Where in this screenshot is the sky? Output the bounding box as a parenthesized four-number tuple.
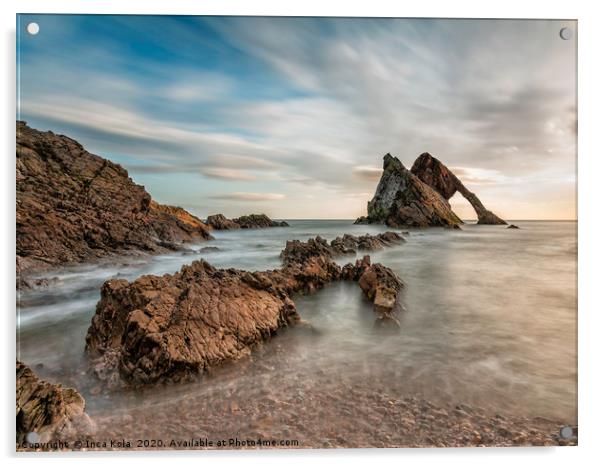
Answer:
(17, 16, 577, 220)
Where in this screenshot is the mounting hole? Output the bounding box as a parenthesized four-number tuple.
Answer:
(559, 27, 572, 40)
(560, 426, 573, 439)
(27, 22, 39, 35)
(26, 431, 40, 443)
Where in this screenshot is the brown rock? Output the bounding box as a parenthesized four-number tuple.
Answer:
(85, 234, 404, 385)
(206, 213, 289, 230)
(16, 121, 213, 274)
(356, 154, 463, 228)
(16, 361, 93, 445)
(206, 214, 240, 230)
(411, 152, 506, 225)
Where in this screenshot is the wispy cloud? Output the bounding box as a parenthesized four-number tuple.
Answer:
(200, 167, 257, 181)
(210, 192, 286, 201)
(17, 16, 577, 219)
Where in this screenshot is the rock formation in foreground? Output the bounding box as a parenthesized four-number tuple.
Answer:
(85, 233, 405, 385)
(206, 213, 289, 230)
(16, 361, 93, 445)
(16, 121, 213, 274)
(356, 154, 463, 228)
(356, 152, 506, 227)
(410, 153, 506, 225)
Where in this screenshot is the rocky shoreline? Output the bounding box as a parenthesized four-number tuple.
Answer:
(16, 123, 574, 450)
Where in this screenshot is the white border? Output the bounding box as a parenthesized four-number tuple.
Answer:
(2, 1, 601, 465)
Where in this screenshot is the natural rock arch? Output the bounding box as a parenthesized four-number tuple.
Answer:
(410, 152, 506, 225)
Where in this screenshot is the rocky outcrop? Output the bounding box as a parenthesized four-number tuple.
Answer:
(206, 214, 240, 230)
(206, 213, 289, 230)
(507, 224, 520, 229)
(342, 256, 405, 328)
(235, 214, 289, 228)
(16, 121, 213, 273)
(356, 154, 462, 228)
(330, 231, 405, 255)
(85, 260, 301, 385)
(410, 152, 506, 225)
(16, 361, 93, 445)
(85, 233, 405, 385)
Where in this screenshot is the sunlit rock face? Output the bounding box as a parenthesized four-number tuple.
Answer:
(16, 121, 213, 276)
(410, 152, 506, 225)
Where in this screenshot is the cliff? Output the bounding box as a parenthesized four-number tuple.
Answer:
(16, 121, 213, 273)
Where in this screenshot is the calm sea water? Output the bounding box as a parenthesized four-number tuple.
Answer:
(16, 220, 577, 424)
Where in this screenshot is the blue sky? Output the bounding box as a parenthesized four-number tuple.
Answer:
(17, 16, 576, 219)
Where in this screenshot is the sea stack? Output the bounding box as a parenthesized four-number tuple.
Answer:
(355, 154, 462, 228)
(356, 152, 506, 227)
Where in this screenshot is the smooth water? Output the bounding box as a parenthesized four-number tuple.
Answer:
(17, 220, 577, 428)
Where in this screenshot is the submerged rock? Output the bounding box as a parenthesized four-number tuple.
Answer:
(16, 121, 213, 274)
(206, 213, 289, 230)
(411, 152, 506, 225)
(16, 361, 93, 445)
(356, 154, 463, 228)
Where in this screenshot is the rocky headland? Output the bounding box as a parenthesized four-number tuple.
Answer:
(16, 121, 213, 280)
(206, 213, 289, 230)
(356, 153, 506, 227)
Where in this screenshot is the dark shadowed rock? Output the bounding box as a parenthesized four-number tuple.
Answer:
(206, 214, 240, 230)
(234, 214, 289, 228)
(16, 121, 213, 274)
(507, 224, 520, 229)
(330, 231, 405, 255)
(207, 213, 289, 230)
(16, 361, 93, 444)
(356, 154, 463, 228)
(411, 152, 506, 225)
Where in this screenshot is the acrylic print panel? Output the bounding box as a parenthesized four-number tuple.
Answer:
(15, 15, 577, 451)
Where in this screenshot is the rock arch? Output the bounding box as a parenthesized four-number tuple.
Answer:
(410, 152, 506, 225)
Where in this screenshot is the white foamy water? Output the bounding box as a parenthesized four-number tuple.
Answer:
(16, 220, 577, 424)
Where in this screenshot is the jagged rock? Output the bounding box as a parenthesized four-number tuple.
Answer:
(85, 260, 301, 385)
(206, 214, 240, 230)
(330, 232, 404, 255)
(86, 234, 404, 385)
(234, 214, 289, 229)
(358, 263, 405, 314)
(16, 361, 93, 445)
(341, 255, 405, 331)
(206, 213, 289, 230)
(411, 152, 506, 225)
(507, 224, 520, 229)
(16, 121, 213, 274)
(356, 154, 463, 228)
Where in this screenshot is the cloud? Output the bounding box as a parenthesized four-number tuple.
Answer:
(17, 16, 577, 219)
(209, 192, 286, 201)
(352, 165, 382, 181)
(200, 167, 257, 181)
